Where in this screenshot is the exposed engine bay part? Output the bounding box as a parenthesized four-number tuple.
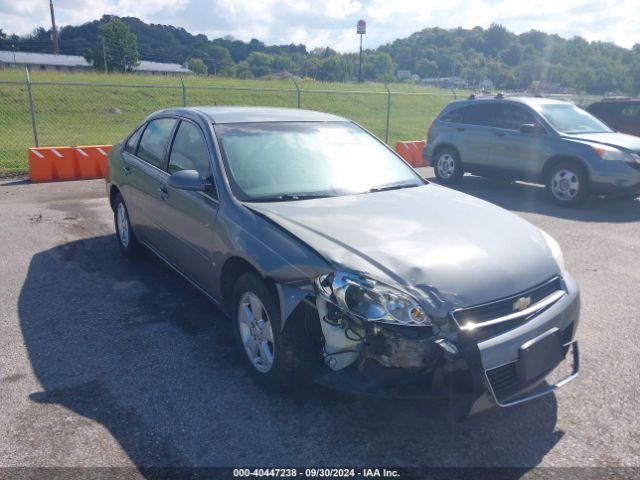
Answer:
(316, 297, 364, 370)
(364, 322, 445, 369)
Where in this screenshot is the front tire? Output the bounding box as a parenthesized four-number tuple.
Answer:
(546, 162, 588, 206)
(433, 147, 464, 184)
(113, 193, 140, 257)
(232, 273, 312, 390)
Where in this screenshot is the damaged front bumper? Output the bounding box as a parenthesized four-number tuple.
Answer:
(296, 272, 580, 415)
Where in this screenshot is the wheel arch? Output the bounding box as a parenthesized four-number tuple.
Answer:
(541, 155, 591, 185)
(109, 184, 121, 211)
(433, 143, 462, 163)
(220, 256, 278, 316)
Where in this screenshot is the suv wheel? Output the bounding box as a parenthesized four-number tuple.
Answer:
(232, 273, 313, 390)
(113, 193, 140, 256)
(546, 162, 588, 206)
(434, 148, 463, 184)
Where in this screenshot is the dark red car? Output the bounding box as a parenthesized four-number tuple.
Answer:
(587, 99, 640, 137)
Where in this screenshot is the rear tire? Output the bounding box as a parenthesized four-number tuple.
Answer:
(433, 147, 463, 184)
(113, 193, 140, 257)
(546, 162, 588, 206)
(232, 273, 314, 390)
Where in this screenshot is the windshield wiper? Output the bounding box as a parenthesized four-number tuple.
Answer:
(251, 192, 335, 202)
(367, 182, 421, 193)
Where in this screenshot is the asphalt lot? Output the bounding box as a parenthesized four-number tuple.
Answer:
(1, 170, 639, 475)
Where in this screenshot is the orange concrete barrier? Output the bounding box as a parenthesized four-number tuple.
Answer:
(395, 141, 426, 168)
(74, 145, 111, 178)
(28, 145, 111, 182)
(28, 147, 78, 182)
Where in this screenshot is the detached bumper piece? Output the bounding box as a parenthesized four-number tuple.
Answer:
(484, 340, 579, 407)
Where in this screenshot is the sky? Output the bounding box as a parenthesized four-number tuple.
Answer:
(1, 0, 638, 51)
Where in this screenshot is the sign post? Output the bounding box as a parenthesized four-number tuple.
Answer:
(357, 19, 366, 83)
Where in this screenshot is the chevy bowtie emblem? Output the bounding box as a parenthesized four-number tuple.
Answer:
(513, 296, 532, 312)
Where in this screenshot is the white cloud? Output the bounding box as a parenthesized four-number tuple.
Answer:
(1, 0, 638, 50)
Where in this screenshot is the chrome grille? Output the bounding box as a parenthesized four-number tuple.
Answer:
(453, 277, 563, 337)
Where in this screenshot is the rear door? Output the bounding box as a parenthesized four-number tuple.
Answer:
(160, 119, 222, 294)
(487, 103, 548, 179)
(123, 117, 177, 248)
(456, 103, 496, 169)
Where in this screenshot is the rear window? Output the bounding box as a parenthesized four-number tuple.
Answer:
(461, 104, 495, 127)
(440, 108, 463, 123)
(621, 104, 640, 118)
(137, 118, 177, 168)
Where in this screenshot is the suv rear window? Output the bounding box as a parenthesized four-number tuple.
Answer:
(440, 108, 463, 123)
(461, 104, 495, 126)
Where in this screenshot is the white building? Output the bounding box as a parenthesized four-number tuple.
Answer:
(0, 50, 192, 75)
(133, 60, 192, 76)
(0, 50, 92, 72)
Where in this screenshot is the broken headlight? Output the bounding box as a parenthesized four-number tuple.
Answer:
(315, 272, 431, 326)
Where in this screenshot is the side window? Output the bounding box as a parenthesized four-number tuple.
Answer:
(168, 121, 212, 179)
(124, 125, 144, 154)
(621, 104, 640, 118)
(441, 108, 463, 123)
(461, 104, 495, 127)
(494, 104, 537, 130)
(137, 118, 177, 168)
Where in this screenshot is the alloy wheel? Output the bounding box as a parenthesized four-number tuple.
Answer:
(238, 292, 275, 373)
(116, 202, 130, 247)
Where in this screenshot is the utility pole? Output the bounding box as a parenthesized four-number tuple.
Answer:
(49, 0, 60, 54)
(102, 37, 108, 74)
(357, 19, 366, 83)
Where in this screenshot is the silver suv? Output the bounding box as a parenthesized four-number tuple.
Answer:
(423, 96, 640, 205)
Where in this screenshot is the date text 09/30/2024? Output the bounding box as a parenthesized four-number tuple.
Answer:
(233, 468, 400, 478)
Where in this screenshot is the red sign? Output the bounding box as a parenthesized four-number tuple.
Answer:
(357, 19, 366, 34)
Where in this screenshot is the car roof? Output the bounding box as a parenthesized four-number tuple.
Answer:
(161, 106, 348, 124)
(592, 98, 640, 104)
(445, 96, 572, 109)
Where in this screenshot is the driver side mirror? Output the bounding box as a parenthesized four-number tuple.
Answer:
(520, 123, 543, 134)
(168, 169, 205, 192)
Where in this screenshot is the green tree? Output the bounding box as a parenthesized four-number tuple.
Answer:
(205, 45, 234, 75)
(318, 55, 346, 81)
(247, 52, 273, 77)
(414, 58, 438, 78)
(84, 18, 139, 72)
(236, 60, 251, 78)
(187, 57, 208, 75)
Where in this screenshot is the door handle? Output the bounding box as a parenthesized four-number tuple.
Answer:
(456, 127, 465, 132)
(494, 131, 506, 137)
(159, 186, 169, 201)
(122, 165, 132, 176)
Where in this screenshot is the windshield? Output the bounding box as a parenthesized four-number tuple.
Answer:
(539, 104, 612, 134)
(214, 121, 424, 201)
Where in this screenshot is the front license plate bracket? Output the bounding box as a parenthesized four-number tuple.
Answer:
(517, 327, 564, 382)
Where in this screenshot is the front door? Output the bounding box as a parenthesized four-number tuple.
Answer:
(487, 103, 548, 180)
(160, 119, 221, 294)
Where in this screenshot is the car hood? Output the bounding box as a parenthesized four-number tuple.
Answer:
(246, 185, 560, 312)
(563, 131, 640, 153)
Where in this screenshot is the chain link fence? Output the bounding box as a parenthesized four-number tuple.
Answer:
(0, 68, 601, 174)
